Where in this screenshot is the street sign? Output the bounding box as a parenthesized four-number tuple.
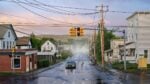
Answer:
(11, 47, 16, 53)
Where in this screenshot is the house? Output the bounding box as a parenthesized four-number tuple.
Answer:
(16, 37, 32, 49)
(104, 39, 124, 62)
(0, 24, 37, 73)
(125, 12, 150, 63)
(37, 40, 57, 63)
(41, 40, 57, 54)
(0, 24, 17, 49)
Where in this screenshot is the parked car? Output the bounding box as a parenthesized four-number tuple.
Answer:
(65, 61, 76, 69)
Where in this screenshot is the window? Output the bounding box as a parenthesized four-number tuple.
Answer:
(144, 50, 148, 58)
(12, 56, 21, 69)
(3, 41, 5, 49)
(13, 42, 15, 47)
(8, 32, 10, 37)
(10, 41, 11, 48)
(7, 41, 9, 49)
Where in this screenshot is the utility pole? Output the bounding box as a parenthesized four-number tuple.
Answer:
(123, 30, 127, 70)
(98, 4, 108, 68)
(93, 28, 96, 63)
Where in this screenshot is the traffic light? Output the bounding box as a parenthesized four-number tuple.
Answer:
(79, 27, 84, 36)
(69, 27, 84, 37)
(76, 27, 80, 36)
(69, 27, 76, 36)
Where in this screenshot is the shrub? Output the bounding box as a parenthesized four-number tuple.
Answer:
(37, 60, 50, 68)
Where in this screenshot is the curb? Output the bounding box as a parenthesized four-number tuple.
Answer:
(22, 61, 63, 77)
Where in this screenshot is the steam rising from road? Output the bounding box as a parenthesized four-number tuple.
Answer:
(70, 39, 89, 55)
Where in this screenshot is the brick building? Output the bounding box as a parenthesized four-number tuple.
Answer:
(0, 49, 37, 73)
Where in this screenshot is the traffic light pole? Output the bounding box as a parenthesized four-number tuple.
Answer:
(123, 30, 127, 71)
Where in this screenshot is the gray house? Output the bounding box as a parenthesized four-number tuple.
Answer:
(126, 12, 150, 63)
(0, 24, 17, 49)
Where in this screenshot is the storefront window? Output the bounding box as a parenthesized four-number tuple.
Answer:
(12, 56, 21, 69)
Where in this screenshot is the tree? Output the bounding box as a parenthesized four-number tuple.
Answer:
(95, 24, 117, 63)
(30, 35, 41, 50)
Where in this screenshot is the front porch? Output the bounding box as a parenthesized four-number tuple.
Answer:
(119, 42, 136, 63)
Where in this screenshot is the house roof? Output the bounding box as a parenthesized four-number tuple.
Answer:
(16, 37, 30, 46)
(105, 49, 113, 53)
(0, 24, 17, 39)
(127, 12, 150, 20)
(119, 42, 135, 48)
(42, 40, 55, 46)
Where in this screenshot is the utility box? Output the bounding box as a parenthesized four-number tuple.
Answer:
(138, 57, 147, 69)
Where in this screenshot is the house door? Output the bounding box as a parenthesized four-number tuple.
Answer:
(29, 56, 32, 70)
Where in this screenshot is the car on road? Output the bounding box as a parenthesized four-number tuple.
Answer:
(65, 61, 76, 69)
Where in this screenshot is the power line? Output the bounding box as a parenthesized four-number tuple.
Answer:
(15, 0, 97, 11)
(31, 0, 94, 14)
(22, 0, 99, 16)
(108, 10, 133, 14)
(15, 29, 30, 35)
(0, 12, 28, 19)
(0, 24, 31, 35)
(32, 0, 99, 15)
(7, 0, 98, 13)
(10, 24, 150, 28)
(4, 0, 135, 14)
(13, 0, 98, 25)
(13, 0, 73, 25)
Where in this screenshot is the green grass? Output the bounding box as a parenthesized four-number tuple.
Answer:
(111, 61, 141, 73)
(0, 72, 19, 76)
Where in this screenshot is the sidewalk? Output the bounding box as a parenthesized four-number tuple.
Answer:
(0, 61, 63, 83)
(22, 61, 63, 77)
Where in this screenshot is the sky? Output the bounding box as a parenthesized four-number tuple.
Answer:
(0, 0, 150, 36)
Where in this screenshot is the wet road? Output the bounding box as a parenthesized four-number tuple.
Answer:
(1, 53, 122, 84)
(1, 53, 150, 84)
(1, 54, 150, 84)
